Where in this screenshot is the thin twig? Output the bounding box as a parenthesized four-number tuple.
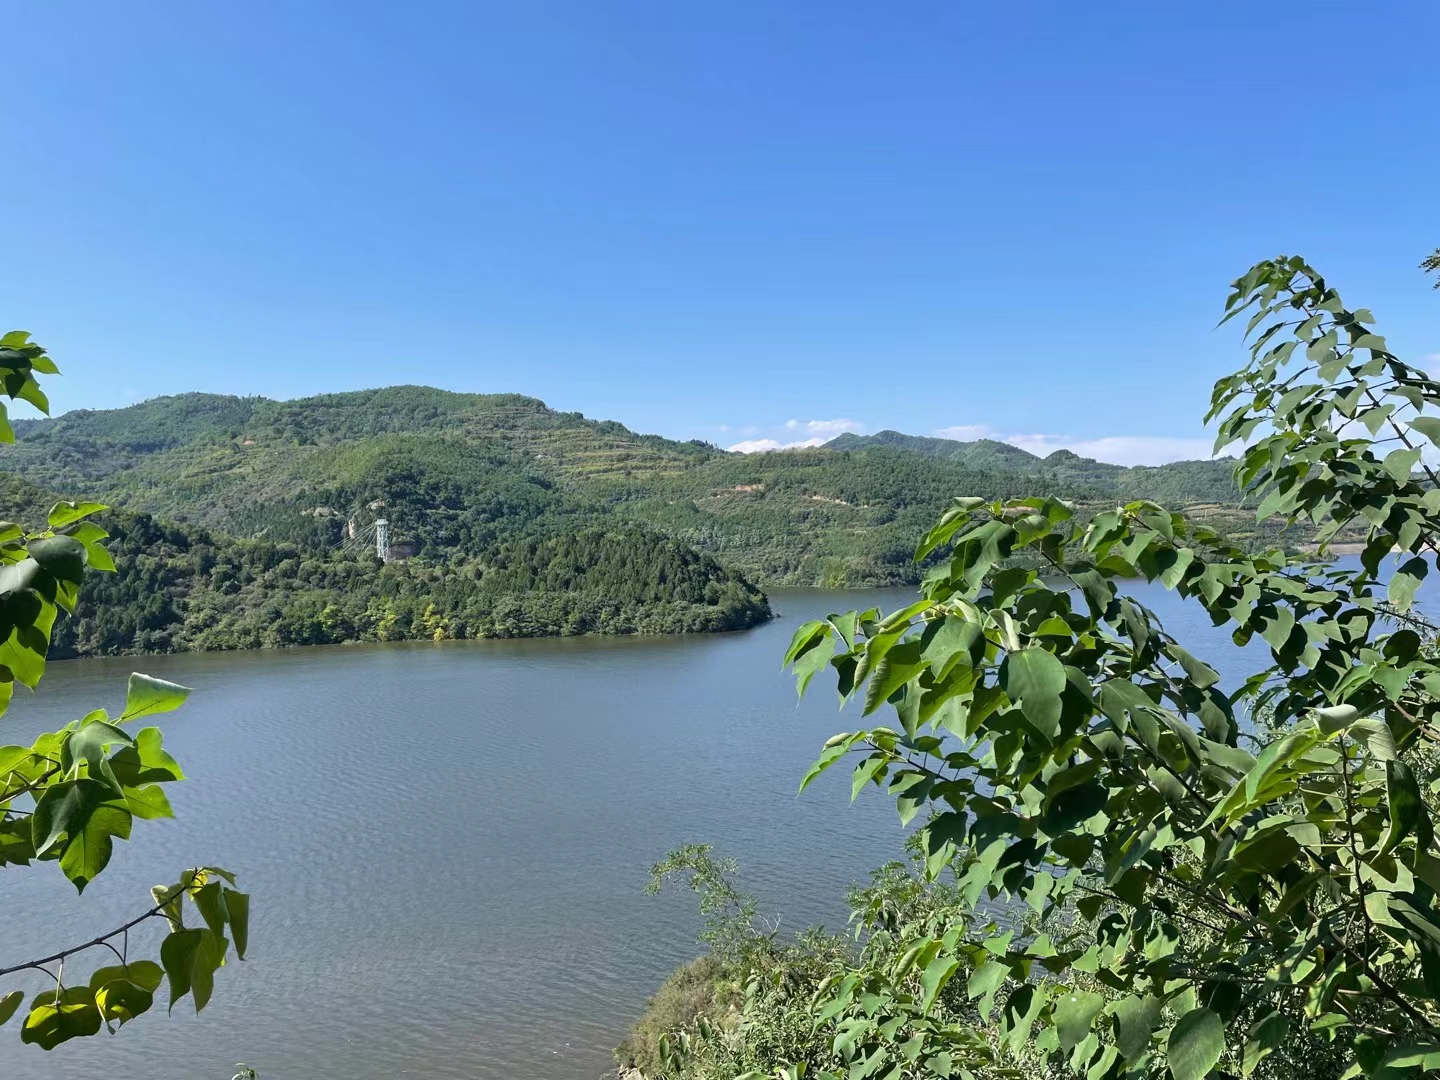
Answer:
(0, 902, 167, 981)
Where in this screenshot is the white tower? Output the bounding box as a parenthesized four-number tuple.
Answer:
(375, 518, 390, 562)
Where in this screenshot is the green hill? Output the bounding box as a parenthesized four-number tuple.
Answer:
(824, 430, 1240, 502)
(0, 386, 1279, 647)
(826, 429, 1044, 471)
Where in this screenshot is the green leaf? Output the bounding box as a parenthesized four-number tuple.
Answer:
(193, 880, 230, 937)
(0, 599, 55, 689)
(94, 979, 154, 1026)
(1167, 1007, 1225, 1080)
(1168, 644, 1221, 690)
(798, 731, 862, 794)
(64, 520, 115, 572)
(1313, 704, 1360, 734)
(967, 960, 1008, 1000)
(792, 633, 835, 699)
(67, 718, 133, 784)
(123, 784, 174, 820)
(1000, 982, 1046, 1054)
(1155, 546, 1195, 590)
(136, 726, 185, 781)
(20, 988, 103, 1048)
(224, 888, 250, 960)
(1351, 717, 1397, 761)
(1112, 995, 1160, 1061)
(26, 535, 87, 586)
(1387, 556, 1428, 611)
(120, 673, 191, 721)
(1408, 416, 1440, 446)
(31, 778, 133, 892)
(31, 778, 107, 856)
(1384, 447, 1423, 483)
(782, 620, 826, 667)
(1373, 1043, 1440, 1074)
(1041, 780, 1108, 835)
(1001, 647, 1066, 737)
(864, 642, 926, 716)
(15, 376, 49, 414)
(851, 754, 888, 801)
(151, 883, 185, 932)
(0, 990, 21, 1027)
(160, 928, 204, 1011)
(919, 954, 959, 1013)
(47, 501, 108, 529)
(1239, 731, 1315, 804)
(1242, 1010, 1288, 1077)
(1086, 1046, 1120, 1080)
(1378, 759, 1427, 857)
(920, 615, 982, 676)
(88, 960, 163, 993)
(62, 803, 130, 891)
(1053, 989, 1104, 1054)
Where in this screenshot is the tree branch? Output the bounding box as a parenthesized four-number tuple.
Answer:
(0, 901, 167, 981)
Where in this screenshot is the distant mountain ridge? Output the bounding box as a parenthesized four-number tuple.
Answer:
(826, 430, 1044, 467)
(825, 428, 1224, 468)
(2, 386, 1262, 600)
(824, 429, 1239, 500)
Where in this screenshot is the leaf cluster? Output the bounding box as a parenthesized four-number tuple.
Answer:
(775, 260, 1440, 1079)
(0, 331, 248, 1050)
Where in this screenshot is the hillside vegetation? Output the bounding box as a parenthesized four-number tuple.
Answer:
(0, 469, 769, 657)
(2, 386, 1273, 596)
(825, 429, 1242, 502)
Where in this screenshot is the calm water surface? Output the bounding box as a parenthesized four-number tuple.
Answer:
(0, 580, 1369, 1079)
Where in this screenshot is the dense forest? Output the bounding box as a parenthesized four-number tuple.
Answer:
(0, 472, 769, 657)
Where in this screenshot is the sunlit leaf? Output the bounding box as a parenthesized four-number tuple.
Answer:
(120, 674, 192, 721)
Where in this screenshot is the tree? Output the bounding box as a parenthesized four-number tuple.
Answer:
(0, 331, 246, 1049)
(1422, 249, 1439, 288)
(783, 258, 1440, 1078)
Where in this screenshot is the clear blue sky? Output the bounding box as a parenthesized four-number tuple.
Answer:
(4, 1, 1437, 464)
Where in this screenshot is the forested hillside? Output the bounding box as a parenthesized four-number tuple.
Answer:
(0, 385, 1276, 595)
(0, 472, 769, 657)
(825, 429, 1242, 502)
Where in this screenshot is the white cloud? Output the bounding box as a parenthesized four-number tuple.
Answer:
(729, 418, 864, 453)
(934, 424, 993, 442)
(784, 418, 864, 437)
(728, 436, 828, 453)
(1009, 434, 1216, 467)
(933, 424, 1217, 467)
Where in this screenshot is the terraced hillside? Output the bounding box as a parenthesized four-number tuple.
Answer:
(1, 385, 1283, 591)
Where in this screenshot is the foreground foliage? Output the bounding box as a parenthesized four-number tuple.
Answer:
(0, 331, 246, 1049)
(784, 259, 1440, 1077)
(627, 841, 1346, 1080)
(631, 258, 1440, 1079)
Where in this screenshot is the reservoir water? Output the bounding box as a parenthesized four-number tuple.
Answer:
(0, 575, 1400, 1079)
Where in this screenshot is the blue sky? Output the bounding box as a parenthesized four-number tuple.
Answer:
(3, 1, 1437, 465)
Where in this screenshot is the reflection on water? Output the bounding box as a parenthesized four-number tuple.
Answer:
(0, 570, 1425, 1079)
